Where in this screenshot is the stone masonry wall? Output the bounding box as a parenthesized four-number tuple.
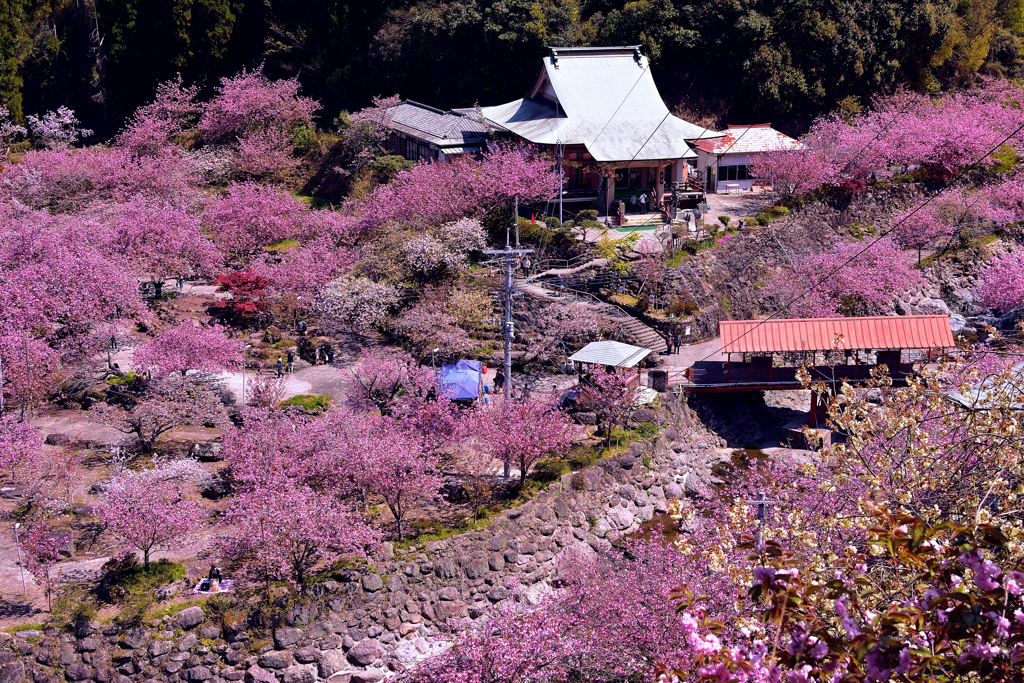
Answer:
(0, 398, 727, 683)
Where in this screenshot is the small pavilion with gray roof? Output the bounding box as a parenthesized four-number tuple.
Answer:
(480, 46, 723, 215)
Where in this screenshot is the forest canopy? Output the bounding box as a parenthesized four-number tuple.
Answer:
(3, 0, 1024, 138)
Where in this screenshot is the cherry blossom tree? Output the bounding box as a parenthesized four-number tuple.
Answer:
(31, 447, 85, 514)
(314, 277, 399, 335)
(0, 106, 26, 152)
(577, 367, 642, 447)
(0, 204, 146, 356)
(976, 250, 1024, 312)
(221, 482, 378, 590)
(0, 334, 63, 418)
(0, 415, 41, 481)
(27, 107, 93, 149)
(347, 348, 433, 415)
(353, 413, 443, 541)
(21, 520, 67, 611)
(245, 373, 287, 409)
(95, 375, 227, 453)
(357, 144, 558, 230)
(477, 396, 573, 484)
(525, 301, 603, 362)
(133, 324, 243, 377)
(117, 75, 202, 156)
(198, 67, 319, 179)
(764, 237, 924, 317)
(110, 197, 222, 297)
(96, 470, 205, 570)
(394, 294, 476, 361)
(203, 182, 312, 262)
(748, 147, 832, 200)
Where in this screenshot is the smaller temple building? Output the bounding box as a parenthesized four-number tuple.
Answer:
(692, 124, 801, 194)
(381, 101, 489, 162)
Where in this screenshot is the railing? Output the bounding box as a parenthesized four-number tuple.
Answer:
(677, 362, 917, 388)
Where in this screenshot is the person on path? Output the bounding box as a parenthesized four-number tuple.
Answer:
(276, 357, 283, 378)
(629, 194, 638, 213)
(640, 192, 648, 213)
(286, 350, 294, 373)
(315, 346, 321, 366)
(665, 333, 673, 355)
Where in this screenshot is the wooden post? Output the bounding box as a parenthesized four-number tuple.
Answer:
(808, 390, 819, 428)
(726, 353, 731, 383)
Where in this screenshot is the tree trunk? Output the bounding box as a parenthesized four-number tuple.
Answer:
(519, 466, 527, 487)
(153, 280, 163, 299)
(143, 549, 150, 571)
(503, 460, 510, 479)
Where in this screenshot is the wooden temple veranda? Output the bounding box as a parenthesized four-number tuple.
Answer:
(679, 315, 956, 391)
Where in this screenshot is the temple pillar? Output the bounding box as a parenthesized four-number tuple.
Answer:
(655, 164, 666, 210)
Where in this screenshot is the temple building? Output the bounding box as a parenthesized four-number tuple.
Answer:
(692, 124, 801, 194)
(479, 46, 722, 215)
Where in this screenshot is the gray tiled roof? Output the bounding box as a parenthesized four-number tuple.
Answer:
(386, 101, 489, 150)
(480, 47, 722, 163)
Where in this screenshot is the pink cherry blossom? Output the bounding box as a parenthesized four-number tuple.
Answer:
(133, 324, 243, 377)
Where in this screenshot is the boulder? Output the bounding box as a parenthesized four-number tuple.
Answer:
(391, 641, 420, 666)
(913, 298, 951, 316)
(663, 482, 683, 500)
(350, 670, 384, 683)
(190, 442, 223, 462)
(44, 433, 71, 446)
(607, 507, 635, 529)
(360, 574, 383, 592)
(317, 651, 349, 678)
(0, 660, 25, 683)
(948, 313, 968, 334)
(182, 667, 212, 682)
(347, 640, 385, 667)
(173, 606, 205, 631)
(281, 665, 317, 683)
(258, 651, 293, 670)
(244, 667, 277, 683)
(64, 664, 93, 682)
(122, 627, 146, 649)
(274, 628, 303, 649)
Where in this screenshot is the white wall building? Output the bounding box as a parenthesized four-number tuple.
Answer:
(693, 124, 801, 194)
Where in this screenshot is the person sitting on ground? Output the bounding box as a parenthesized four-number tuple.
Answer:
(208, 565, 222, 592)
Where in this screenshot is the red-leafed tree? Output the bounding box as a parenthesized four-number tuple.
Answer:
(210, 271, 271, 325)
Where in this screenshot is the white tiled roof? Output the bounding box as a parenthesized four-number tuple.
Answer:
(481, 47, 721, 163)
(568, 340, 651, 368)
(693, 124, 801, 155)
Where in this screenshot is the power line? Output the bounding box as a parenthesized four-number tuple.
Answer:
(691, 119, 1024, 365)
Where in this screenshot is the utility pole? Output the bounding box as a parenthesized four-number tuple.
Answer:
(483, 196, 534, 480)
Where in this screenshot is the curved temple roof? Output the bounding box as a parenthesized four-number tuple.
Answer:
(481, 47, 722, 163)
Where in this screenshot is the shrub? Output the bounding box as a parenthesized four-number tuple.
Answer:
(544, 216, 561, 229)
(718, 215, 730, 226)
(109, 557, 187, 591)
(106, 371, 138, 386)
(754, 212, 771, 226)
(766, 205, 790, 218)
(666, 298, 699, 317)
(281, 394, 331, 412)
(577, 209, 598, 221)
(532, 458, 570, 482)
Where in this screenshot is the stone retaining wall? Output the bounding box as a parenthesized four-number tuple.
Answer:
(0, 398, 726, 683)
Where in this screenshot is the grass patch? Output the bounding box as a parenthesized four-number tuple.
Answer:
(609, 293, 639, 308)
(3, 623, 45, 634)
(265, 238, 299, 253)
(614, 225, 658, 232)
(148, 598, 207, 621)
(111, 559, 186, 591)
(106, 371, 138, 386)
(281, 394, 331, 411)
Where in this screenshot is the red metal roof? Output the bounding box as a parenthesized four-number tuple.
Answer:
(719, 316, 955, 354)
(692, 124, 802, 155)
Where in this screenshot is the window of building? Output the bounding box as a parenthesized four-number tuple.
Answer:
(719, 165, 751, 181)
